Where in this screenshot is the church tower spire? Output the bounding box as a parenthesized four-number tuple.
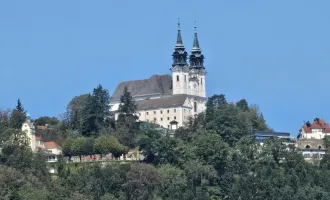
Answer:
(176, 21, 183, 47)
(172, 19, 188, 68)
(189, 23, 205, 69)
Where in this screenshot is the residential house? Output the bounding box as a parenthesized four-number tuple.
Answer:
(21, 114, 36, 151)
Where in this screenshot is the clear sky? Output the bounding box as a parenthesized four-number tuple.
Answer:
(1, 1, 329, 136)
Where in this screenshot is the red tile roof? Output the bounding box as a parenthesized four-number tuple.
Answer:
(44, 141, 59, 149)
(303, 119, 330, 133)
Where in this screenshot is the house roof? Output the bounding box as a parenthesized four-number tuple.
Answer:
(302, 118, 330, 133)
(252, 131, 290, 137)
(136, 94, 189, 110)
(44, 141, 60, 149)
(111, 74, 172, 101)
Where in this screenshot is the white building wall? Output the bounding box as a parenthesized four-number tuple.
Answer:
(21, 122, 36, 151)
(172, 71, 189, 95)
(137, 106, 190, 128)
(301, 128, 324, 139)
(199, 73, 206, 98)
(187, 70, 206, 98)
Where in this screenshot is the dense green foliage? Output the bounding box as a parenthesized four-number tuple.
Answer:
(2, 88, 330, 199)
(34, 116, 59, 126)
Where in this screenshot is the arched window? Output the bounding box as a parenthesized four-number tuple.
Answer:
(201, 78, 203, 84)
(306, 145, 310, 149)
(176, 75, 179, 81)
(319, 145, 322, 150)
(194, 102, 197, 112)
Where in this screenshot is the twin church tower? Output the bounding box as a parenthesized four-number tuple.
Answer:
(171, 21, 206, 98)
(110, 21, 207, 129)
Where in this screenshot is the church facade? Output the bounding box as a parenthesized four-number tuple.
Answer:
(110, 23, 207, 130)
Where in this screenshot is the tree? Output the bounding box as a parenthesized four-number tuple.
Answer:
(62, 138, 74, 161)
(0, 109, 11, 134)
(94, 135, 128, 158)
(205, 94, 227, 124)
(183, 160, 217, 191)
(249, 104, 268, 131)
(148, 136, 183, 166)
(122, 163, 159, 200)
(34, 116, 59, 126)
(66, 85, 111, 136)
(92, 84, 110, 128)
(190, 132, 229, 174)
(71, 137, 85, 161)
(236, 99, 249, 112)
(0, 128, 17, 144)
(116, 86, 138, 147)
(206, 103, 247, 145)
(80, 94, 99, 136)
(64, 94, 90, 131)
(158, 164, 188, 200)
(31, 150, 50, 183)
(1, 130, 33, 171)
(9, 99, 26, 129)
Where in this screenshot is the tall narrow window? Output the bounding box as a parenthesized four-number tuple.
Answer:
(185, 75, 187, 82)
(201, 78, 203, 84)
(194, 102, 197, 112)
(177, 75, 179, 81)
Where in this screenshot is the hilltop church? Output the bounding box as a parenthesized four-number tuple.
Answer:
(110, 22, 207, 130)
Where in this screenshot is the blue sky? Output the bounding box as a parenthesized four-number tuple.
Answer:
(1, 1, 329, 136)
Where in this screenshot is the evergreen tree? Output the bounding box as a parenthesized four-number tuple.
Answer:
(80, 94, 98, 136)
(92, 84, 110, 126)
(66, 85, 110, 136)
(9, 99, 26, 129)
(116, 86, 138, 147)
